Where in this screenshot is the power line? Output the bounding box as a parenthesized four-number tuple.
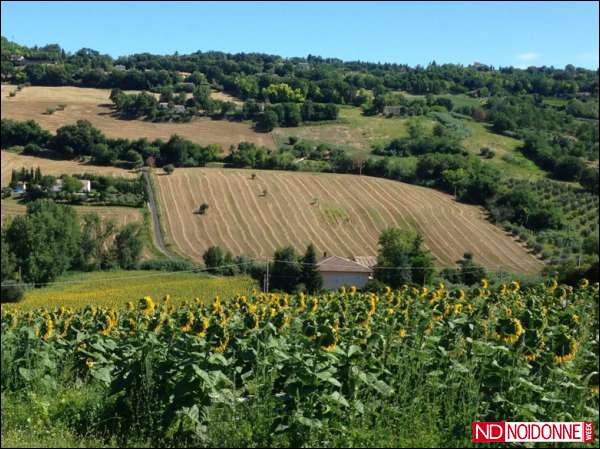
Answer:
(1, 255, 522, 289)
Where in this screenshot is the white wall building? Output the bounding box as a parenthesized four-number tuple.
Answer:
(317, 255, 373, 290)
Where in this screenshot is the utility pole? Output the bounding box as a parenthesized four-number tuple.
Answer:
(264, 257, 270, 293)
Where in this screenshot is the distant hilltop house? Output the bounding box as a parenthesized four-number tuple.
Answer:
(177, 71, 192, 79)
(10, 54, 25, 62)
(383, 105, 403, 116)
(51, 179, 91, 193)
(114, 64, 127, 71)
(317, 255, 373, 290)
(297, 62, 311, 71)
(158, 102, 169, 109)
(173, 105, 186, 114)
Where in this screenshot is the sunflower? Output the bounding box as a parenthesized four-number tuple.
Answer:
(243, 312, 260, 333)
(213, 332, 230, 353)
(99, 313, 114, 336)
(85, 358, 95, 369)
(126, 301, 134, 311)
(193, 315, 210, 338)
(548, 279, 558, 292)
(578, 278, 589, 289)
(309, 297, 319, 314)
(302, 319, 317, 340)
(480, 278, 489, 289)
(509, 281, 520, 293)
(297, 294, 306, 313)
(319, 326, 338, 352)
(41, 318, 54, 341)
(180, 311, 195, 333)
(139, 296, 155, 316)
(554, 287, 567, 300)
(494, 317, 524, 345)
(398, 328, 407, 339)
(553, 334, 578, 364)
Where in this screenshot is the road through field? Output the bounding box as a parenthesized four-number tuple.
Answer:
(154, 167, 544, 273)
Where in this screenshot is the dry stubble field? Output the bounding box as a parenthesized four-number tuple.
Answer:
(154, 167, 543, 273)
(1, 85, 275, 150)
(1, 151, 137, 187)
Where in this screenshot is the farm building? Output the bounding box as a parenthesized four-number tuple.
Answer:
(114, 64, 126, 71)
(173, 105, 186, 113)
(383, 105, 403, 116)
(317, 255, 373, 290)
(158, 102, 169, 109)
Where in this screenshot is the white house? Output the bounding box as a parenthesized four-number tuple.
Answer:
(317, 255, 373, 290)
(158, 102, 169, 109)
(51, 179, 91, 193)
(114, 64, 126, 71)
(173, 105, 186, 114)
(80, 179, 92, 193)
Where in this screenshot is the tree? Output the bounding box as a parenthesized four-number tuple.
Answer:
(203, 246, 225, 274)
(579, 168, 598, 194)
(75, 213, 117, 271)
(5, 200, 81, 284)
(553, 156, 585, 182)
(374, 228, 435, 287)
(301, 244, 322, 294)
(163, 164, 175, 175)
(457, 252, 486, 285)
(271, 246, 301, 293)
(62, 175, 83, 193)
(257, 110, 279, 132)
(112, 223, 143, 269)
(197, 203, 209, 215)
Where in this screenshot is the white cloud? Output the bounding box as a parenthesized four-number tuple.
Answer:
(516, 52, 540, 61)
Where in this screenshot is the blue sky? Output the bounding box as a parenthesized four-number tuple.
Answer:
(1, 1, 598, 68)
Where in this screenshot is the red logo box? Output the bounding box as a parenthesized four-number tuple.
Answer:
(473, 422, 594, 443)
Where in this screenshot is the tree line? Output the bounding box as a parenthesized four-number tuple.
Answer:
(3, 37, 597, 101)
(1, 200, 144, 302)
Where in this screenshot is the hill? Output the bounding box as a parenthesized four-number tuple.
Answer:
(1, 85, 275, 150)
(154, 167, 543, 273)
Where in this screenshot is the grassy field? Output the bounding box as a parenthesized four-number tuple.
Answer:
(273, 102, 540, 179)
(274, 106, 436, 157)
(458, 119, 546, 178)
(1, 84, 275, 150)
(154, 167, 543, 273)
(0, 270, 258, 310)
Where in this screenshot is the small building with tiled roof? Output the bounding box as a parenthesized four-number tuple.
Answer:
(317, 255, 373, 290)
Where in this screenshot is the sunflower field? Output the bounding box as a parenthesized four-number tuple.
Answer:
(1, 280, 598, 447)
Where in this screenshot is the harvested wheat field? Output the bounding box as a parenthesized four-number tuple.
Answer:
(1, 85, 275, 150)
(0, 199, 143, 226)
(1, 151, 137, 187)
(154, 167, 544, 273)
